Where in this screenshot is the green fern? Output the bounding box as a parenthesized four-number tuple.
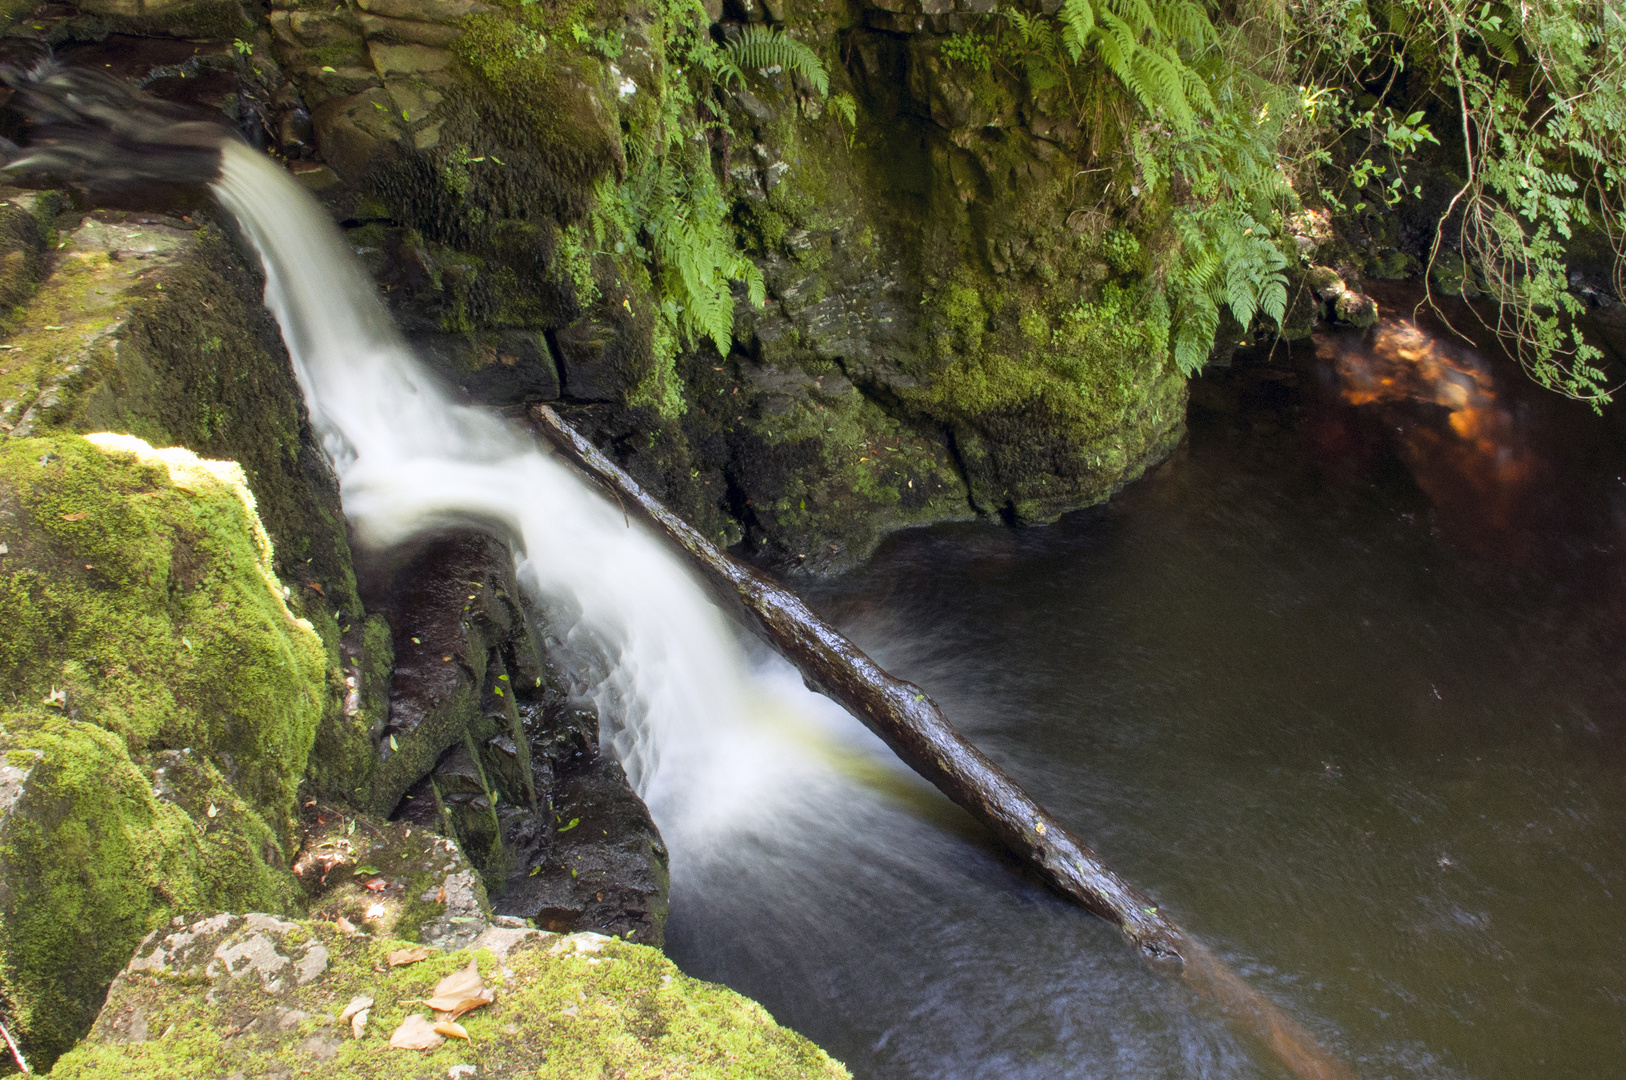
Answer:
(1169, 209, 1288, 375)
(717, 26, 829, 97)
(1056, 0, 1217, 131)
(830, 92, 858, 147)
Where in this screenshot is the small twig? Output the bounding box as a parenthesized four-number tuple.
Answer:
(0, 1011, 31, 1074)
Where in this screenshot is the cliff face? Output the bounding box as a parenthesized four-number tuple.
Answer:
(181, 0, 1192, 569)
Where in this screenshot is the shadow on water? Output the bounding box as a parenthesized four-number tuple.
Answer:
(666, 284, 1626, 1080)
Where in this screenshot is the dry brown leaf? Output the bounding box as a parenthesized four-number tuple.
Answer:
(60, 512, 88, 521)
(433, 959, 484, 1002)
(339, 995, 373, 1023)
(388, 1013, 444, 1050)
(387, 946, 434, 967)
(336, 916, 358, 935)
(433, 1020, 470, 1041)
(350, 1007, 369, 1040)
(437, 995, 494, 1022)
(404, 960, 495, 1020)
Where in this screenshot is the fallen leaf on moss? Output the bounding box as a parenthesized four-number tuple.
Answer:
(59, 512, 87, 520)
(340, 995, 373, 1022)
(406, 959, 495, 1019)
(433, 960, 484, 1000)
(388, 947, 434, 967)
(336, 917, 358, 935)
(389, 1013, 444, 1050)
(341, 995, 373, 1038)
(433, 1020, 470, 1041)
(365, 901, 386, 919)
(363, 878, 389, 892)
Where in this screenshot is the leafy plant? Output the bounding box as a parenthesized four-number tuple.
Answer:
(714, 25, 829, 96)
(830, 92, 858, 147)
(1168, 209, 1289, 373)
(1290, 0, 1626, 406)
(1055, 0, 1216, 131)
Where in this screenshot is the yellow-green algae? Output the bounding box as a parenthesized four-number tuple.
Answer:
(52, 919, 851, 1079)
(0, 432, 327, 1065)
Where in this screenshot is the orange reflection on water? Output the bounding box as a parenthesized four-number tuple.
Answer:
(1317, 319, 1537, 542)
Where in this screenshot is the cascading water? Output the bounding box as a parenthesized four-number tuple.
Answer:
(14, 65, 1623, 1080)
(210, 140, 850, 861)
(206, 139, 1304, 1080)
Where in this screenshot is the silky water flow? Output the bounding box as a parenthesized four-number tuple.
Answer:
(211, 140, 1345, 1080)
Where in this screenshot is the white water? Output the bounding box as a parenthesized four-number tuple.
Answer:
(205, 141, 1311, 1080)
(210, 140, 868, 859)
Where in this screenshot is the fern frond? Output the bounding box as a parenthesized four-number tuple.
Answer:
(1258, 279, 1287, 326)
(1152, 0, 1212, 48)
(1173, 297, 1218, 375)
(723, 26, 829, 97)
(1133, 47, 1193, 127)
(1058, 0, 1096, 61)
(1177, 62, 1215, 118)
(1103, 0, 1157, 35)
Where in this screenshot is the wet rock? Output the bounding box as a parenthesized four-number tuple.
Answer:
(496, 755, 670, 946)
(51, 912, 851, 1079)
(553, 311, 651, 403)
(359, 530, 541, 818)
(414, 329, 562, 404)
(1308, 264, 1380, 329)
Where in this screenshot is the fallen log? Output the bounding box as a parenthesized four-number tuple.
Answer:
(529, 403, 1356, 1080)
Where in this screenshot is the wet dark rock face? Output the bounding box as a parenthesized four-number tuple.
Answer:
(360, 529, 671, 946)
(494, 754, 670, 945)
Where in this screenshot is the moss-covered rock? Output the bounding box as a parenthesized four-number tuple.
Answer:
(0, 432, 329, 1067)
(50, 912, 851, 1079)
(0, 198, 388, 800)
(256, 0, 1191, 566)
(294, 802, 495, 951)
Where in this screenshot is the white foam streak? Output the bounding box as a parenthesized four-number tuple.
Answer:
(210, 141, 826, 861)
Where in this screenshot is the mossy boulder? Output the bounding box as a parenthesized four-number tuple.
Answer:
(0, 197, 388, 800)
(51, 912, 851, 1079)
(0, 432, 330, 1067)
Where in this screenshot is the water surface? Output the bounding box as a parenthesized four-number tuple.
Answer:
(665, 303, 1626, 1080)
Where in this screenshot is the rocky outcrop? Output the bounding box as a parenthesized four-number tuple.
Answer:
(50, 911, 851, 1078)
(238, 0, 1192, 567)
(0, 433, 328, 1065)
(0, 191, 390, 799)
(362, 530, 671, 946)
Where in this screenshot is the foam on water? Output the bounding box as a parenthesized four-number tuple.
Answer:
(210, 139, 840, 859)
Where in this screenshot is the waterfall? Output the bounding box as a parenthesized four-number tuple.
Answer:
(210, 139, 846, 861)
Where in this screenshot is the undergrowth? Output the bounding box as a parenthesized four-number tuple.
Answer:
(940, 0, 1625, 399)
(573, 0, 830, 415)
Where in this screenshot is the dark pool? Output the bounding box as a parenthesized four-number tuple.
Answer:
(665, 295, 1626, 1080)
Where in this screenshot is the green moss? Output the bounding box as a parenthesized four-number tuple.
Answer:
(0, 433, 326, 1066)
(52, 923, 851, 1079)
(0, 434, 326, 817)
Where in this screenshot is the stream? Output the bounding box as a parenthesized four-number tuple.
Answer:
(666, 293, 1626, 1080)
(209, 125, 1625, 1079)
